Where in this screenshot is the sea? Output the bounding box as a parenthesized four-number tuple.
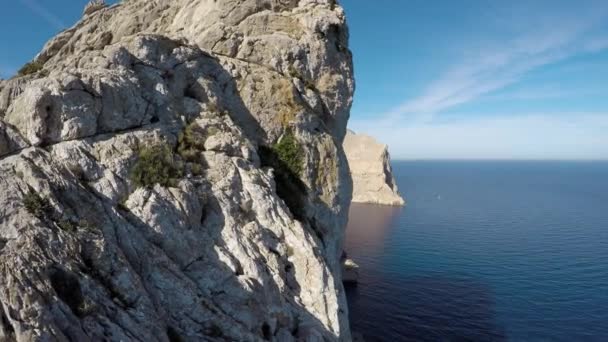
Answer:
(344, 161, 608, 342)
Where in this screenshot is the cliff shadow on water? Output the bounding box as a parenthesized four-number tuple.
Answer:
(344, 203, 506, 342)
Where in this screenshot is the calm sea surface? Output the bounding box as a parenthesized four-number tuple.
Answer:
(344, 161, 608, 342)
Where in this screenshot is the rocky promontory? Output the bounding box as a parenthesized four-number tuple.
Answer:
(343, 130, 405, 206)
(0, 0, 355, 341)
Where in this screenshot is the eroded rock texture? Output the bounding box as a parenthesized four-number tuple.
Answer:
(343, 130, 404, 207)
(0, 1, 354, 341)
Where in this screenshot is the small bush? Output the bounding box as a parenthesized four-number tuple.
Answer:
(273, 131, 304, 176)
(130, 144, 183, 188)
(288, 65, 301, 79)
(23, 190, 52, 218)
(17, 61, 45, 77)
(259, 131, 307, 221)
(177, 122, 218, 176)
(191, 163, 203, 176)
(57, 219, 77, 233)
(177, 123, 207, 163)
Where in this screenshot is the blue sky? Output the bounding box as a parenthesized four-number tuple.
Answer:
(342, 0, 608, 160)
(1, 0, 607, 160)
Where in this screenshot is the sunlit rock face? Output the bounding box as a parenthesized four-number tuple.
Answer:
(343, 130, 405, 206)
(0, 0, 355, 340)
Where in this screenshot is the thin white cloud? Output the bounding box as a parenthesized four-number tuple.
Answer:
(350, 113, 608, 160)
(385, 3, 608, 122)
(480, 84, 605, 103)
(19, 0, 66, 31)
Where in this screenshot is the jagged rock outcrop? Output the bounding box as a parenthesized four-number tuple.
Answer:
(0, 1, 354, 341)
(343, 130, 404, 206)
(83, 0, 108, 17)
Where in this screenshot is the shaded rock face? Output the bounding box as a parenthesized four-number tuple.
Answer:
(0, 1, 354, 341)
(343, 130, 405, 206)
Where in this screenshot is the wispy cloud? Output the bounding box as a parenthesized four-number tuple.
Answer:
(19, 0, 66, 31)
(479, 84, 605, 103)
(351, 113, 608, 160)
(385, 2, 608, 122)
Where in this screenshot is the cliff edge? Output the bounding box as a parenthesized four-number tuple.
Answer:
(343, 130, 405, 206)
(0, 0, 354, 341)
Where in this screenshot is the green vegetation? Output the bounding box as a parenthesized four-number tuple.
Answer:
(177, 122, 208, 163)
(288, 65, 300, 79)
(130, 144, 183, 188)
(57, 219, 77, 233)
(259, 131, 307, 221)
(177, 122, 219, 176)
(23, 190, 96, 233)
(58, 218, 95, 232)
(272, 131, 304, 176)
(17, 61, 45, 77)
(23, 190, 52, 218)
(191, 163, 203, 176)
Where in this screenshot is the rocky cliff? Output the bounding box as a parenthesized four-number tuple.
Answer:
(0, 0, 354, 341)
(343, 130, 404, 206)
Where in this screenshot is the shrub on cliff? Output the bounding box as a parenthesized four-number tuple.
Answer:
(177, 122, 208, 163)
(23, 190, 52, 218)
(17, 61, 45, 77)
(130, 144, 183, 188)
(259, 131, 307, 221)
(272, 131, 304, 176)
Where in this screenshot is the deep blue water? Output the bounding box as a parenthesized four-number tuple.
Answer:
(344, 161, 608, 342)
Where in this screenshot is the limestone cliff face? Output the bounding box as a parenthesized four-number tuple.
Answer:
(343, 130, 405, 206)
(0, 1, 354, 341)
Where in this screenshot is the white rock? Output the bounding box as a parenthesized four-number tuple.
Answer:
(0, 0, 355, 341)
(343, 130, 405, 206)
(342, 258, 360, 284)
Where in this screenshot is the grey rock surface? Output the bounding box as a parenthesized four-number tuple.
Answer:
(0, 1, 354, 341)
(343, 130, 405, 206)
